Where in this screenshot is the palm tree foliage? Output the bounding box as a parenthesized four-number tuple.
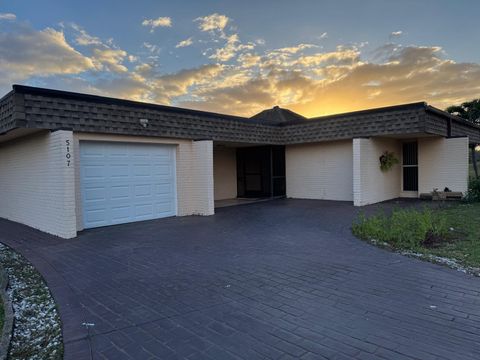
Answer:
(446, 99, 480, 126)
(446, 100, 480, 178)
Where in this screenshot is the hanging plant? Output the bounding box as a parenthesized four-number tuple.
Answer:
(379, 151, 399, 172)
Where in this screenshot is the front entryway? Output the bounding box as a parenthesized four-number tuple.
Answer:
(79, 141, 177, 229)
(236, 145, 286, 198)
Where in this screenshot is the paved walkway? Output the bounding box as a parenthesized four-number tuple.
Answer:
(1, 199, 480, 360)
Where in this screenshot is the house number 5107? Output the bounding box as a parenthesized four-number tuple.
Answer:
(65, 139, 71, 167)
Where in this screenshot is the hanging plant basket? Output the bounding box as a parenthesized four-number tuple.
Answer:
(379, 151, 399, 172)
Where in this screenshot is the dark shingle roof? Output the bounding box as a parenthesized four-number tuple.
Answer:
(1, 85, 479, 144)
(250, 106, 306, 125)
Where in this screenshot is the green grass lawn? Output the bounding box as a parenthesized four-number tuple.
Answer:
(431, 203, 480, 267)
(353, 202, 480, 268)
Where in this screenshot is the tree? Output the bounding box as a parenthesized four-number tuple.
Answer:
(446, 99, 480, 126)
(446, 99, 480, 178)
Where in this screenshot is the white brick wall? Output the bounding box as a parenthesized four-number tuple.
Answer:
(353, 138, 401, 206)
(73, 133, 215, 231)
(191, 141, 215, 215)
(213, 146, 237, 200)
(0, 131, 77, 238)
(418, 137, 469, 194)
(286, 140, 354, 201)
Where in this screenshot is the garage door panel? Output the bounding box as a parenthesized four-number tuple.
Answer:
(132, 164, 151, 176)
(111, 206, 131, 222)
(110, 185, 129, 200)
(80, 141, 177, 229)
(83, 164, 107, 179)
(109, 164, 130, 177)
(154, 164, 172, 176)
(134, 203, 155, 218)
(156, 201, 175, 213)
(84, 208, 108, 227)
(134, 184, 152, 196)
(81, 143, 106, 156)
(155, 183, 173, 195)
(84, 186, 108, 202)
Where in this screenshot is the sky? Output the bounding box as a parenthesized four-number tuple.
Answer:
(1, 0, 480, 117)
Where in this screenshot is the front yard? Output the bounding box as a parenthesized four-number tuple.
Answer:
(353, 202, 480, 270)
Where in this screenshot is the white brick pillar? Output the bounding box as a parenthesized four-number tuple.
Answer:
(352, 138, 364, 206)
(191, 140, 215, 215)
(51, 130, 77, 238)
(0, 130, 77, 238)
(353, 137, 402, 206)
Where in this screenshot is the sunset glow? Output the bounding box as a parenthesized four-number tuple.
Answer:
(1, 1, 480, 117)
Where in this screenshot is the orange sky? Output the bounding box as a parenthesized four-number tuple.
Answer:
(1, 9, 480, 118)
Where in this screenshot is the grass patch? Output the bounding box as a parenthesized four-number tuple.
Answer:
(352, 203, 480, 268)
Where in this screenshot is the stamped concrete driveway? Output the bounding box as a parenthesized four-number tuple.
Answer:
(1, 199, 480, 360)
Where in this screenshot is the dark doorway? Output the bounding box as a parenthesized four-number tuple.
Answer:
(402, 141, 418, 191)
(236, 146, 286, 198)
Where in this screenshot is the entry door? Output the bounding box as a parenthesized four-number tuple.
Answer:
(80, 141, 177, 229)
(402, 141, 418, 191)
(236, 147, 269, 197)
(236, 146, 286, 198)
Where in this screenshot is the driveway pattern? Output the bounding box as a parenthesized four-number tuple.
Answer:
(1, 199, 480, 360)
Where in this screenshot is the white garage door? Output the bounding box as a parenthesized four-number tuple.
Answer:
(80, 141, 177, 229)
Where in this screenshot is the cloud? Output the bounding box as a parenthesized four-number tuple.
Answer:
(0, 23, 95, 91)
(143, 42, 160, 54)
(92, 74, 150, 101)
(71, 23, 102, 45)
(67, 23, 131, 73)
(196, 13, 229, 33)
(172, 43, 480, 117)
(142, 17, 172, 32)
(208, 34, 254, 62)
(295, 47, 360, 67)
(91, 48, 128, 72)
(150, 64, 224, 103)
(238, 53, 262, 68)
(175, 37, 193, 48)
(274, 43, 318, 55)
(0, 13, 16, 21)
(1, 15, 479, 120)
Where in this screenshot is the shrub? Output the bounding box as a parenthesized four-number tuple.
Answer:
(465, 177, 480, 202)
(352, 207, 449, 250)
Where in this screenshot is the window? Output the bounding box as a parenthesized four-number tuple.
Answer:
(402, 141, 418, 191)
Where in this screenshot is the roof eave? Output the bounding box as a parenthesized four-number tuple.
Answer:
(11, 84, 258, 124)
(425, 104, 480, 130)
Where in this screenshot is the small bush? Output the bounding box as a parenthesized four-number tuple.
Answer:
(352, 207, 449, 250)
(465, 177, 480, 202)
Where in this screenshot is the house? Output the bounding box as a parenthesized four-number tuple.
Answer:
(0, 85, 479, 238)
